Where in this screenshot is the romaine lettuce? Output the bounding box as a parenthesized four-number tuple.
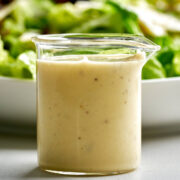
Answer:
(3, 32, 36, 58)
(173, 52, 180, 76)
(0, 37, 36, 79)
(142, 57, 166, 79)
(16, 51, 36, 79)
(0, 0, 179, 80)
(47, 3, 81, 33)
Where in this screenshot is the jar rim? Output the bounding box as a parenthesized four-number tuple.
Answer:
(32, 33, 160, 53)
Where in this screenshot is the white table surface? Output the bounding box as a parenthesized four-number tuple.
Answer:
(0, 127, 180, 180)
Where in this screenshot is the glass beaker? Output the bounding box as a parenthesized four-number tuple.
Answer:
(32, 34, 160, 176)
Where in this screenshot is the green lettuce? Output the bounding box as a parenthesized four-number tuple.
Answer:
(146, 35, 180, 78)
(70, 0, 142, 34)
(173, 52, 180, 76)
(3, 32, 36, 58)
(0, 0, 53, 36)
(47, 3, 81, 33)
(0, 37, 36, 79)
(0, 0, 180, 80)
(0, 37, 16, 77)
(105, 0, 142, 34)
(142, 57, 166, 79)
(16, 51, 36, 79)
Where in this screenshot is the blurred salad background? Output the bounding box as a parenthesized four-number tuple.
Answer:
(0, 0, 180, 80)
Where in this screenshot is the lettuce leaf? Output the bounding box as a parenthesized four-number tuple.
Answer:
(16, 51, 36, 79)
(0, 37, 36, 79)
(47, 3, 81, 33)
(173, 52, 180, 76)
(142, 57, 166, 79)
(70, 0, 142, 34)
(3, 32, 36, 58)
(0, 37, 16, 77)
(0, 0, 53, 36)
(105, 0, 142, 34)
(151, 36, 180, 77)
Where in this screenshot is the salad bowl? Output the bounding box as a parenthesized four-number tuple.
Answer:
(0, 77, 180, 127)
(0, 0, 180, 129)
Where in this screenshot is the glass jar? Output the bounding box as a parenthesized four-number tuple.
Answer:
(32, 34, 160, 176)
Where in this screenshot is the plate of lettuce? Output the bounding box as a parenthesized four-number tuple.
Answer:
(0, 0, 180, 127)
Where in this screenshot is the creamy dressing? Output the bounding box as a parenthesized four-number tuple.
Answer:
(37, 53, 145, 173)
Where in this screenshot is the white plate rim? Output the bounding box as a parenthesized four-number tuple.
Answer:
(0, 76, 180, 84)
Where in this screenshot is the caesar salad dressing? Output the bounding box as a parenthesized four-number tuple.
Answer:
(37, 53, 145, 173)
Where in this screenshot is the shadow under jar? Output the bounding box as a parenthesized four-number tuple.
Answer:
(32, 34, 160, 176)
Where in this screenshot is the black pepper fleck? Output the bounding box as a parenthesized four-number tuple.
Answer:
(54, 103, 58, 107)
(104, 119, 109, 124)
(94, 78, 98, 81)
(78, 137, 82, 140)
(79, 70, 84, 76)
(122, 89, 128, 95)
